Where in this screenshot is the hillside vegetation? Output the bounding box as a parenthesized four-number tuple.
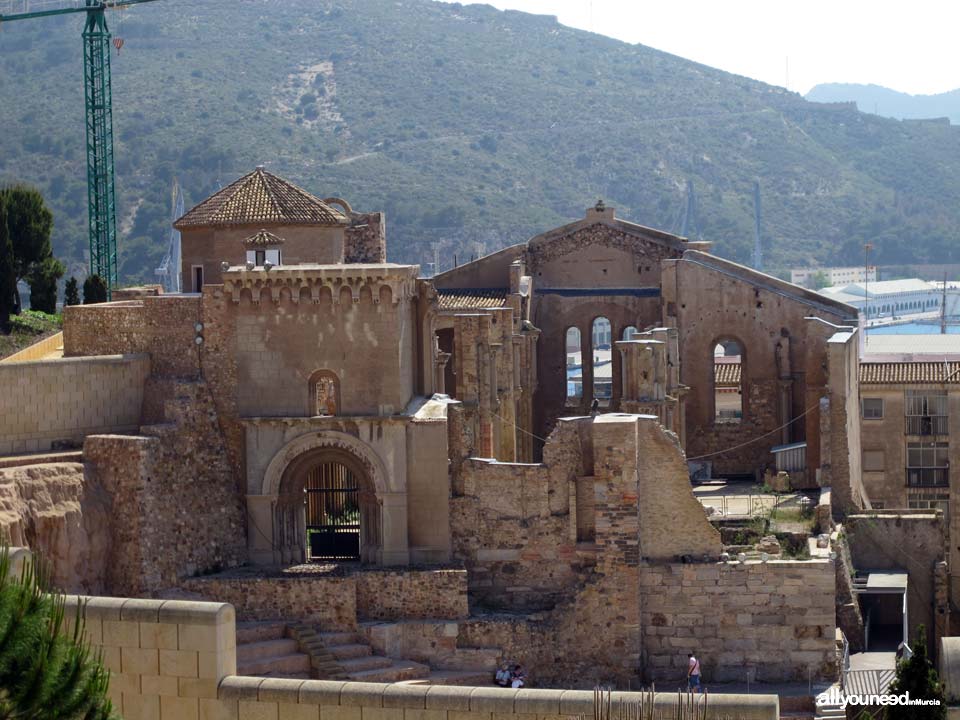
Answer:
(2, 0, 960, 282)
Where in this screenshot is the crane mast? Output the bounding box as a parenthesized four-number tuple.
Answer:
(1, 0, 163, 297)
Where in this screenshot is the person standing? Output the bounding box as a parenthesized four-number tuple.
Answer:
(687, 653, 701, 693)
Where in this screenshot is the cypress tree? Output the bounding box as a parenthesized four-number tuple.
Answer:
(887, 625, 946, 720)
(82, 275, 108, 305)
(64, 277, 81, 307)
(0, 202, 15, 333)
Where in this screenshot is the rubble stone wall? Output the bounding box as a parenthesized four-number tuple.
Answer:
(354, 568, 468, 621)
(344, 211, 387, 263)
(639, 560, 837, 683)
(183, 568, 468, 629)
(0, 354, 149, 455)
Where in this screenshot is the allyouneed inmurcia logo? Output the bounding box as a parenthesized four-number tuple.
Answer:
(816, 687, 941, 710)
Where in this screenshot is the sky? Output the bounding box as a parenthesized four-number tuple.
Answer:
(451, 0, 960, 96)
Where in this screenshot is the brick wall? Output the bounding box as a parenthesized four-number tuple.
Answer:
(639, 560, 837, 683)
(0, 354, 149, 455)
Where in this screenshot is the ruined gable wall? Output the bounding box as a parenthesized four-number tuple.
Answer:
(640, 560, 837, 683)
(825, 331, 865, 514)
(666, 254, 849, 477)
(526, 224, 677, 441)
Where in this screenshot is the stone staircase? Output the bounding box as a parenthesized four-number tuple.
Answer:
(237, 620, 498, 686)
(236, 621, 312, 679)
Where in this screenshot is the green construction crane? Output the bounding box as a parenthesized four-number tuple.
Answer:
(0, 0, 162, 296)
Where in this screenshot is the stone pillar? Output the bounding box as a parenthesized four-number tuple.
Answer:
(434, 351, 451, 395)
(379, 492, 410, 566)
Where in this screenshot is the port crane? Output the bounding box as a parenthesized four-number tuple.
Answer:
(0, 0, 163, 296)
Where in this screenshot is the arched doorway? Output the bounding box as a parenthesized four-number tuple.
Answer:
(274, 448, 382, 564)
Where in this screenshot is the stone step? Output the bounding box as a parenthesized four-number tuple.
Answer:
(236, 620, 288, 645)
(347, 660, 431, 683)
(319, 631, 358, 646)
(237, 652, 312, 678)
(238, 638, 299, 663)
(328, 643, 373, 660)
(337, 655, 395, 673)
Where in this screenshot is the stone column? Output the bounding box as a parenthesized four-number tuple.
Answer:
(434, 351, 451, 395)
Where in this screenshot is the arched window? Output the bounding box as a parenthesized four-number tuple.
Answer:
(592, 317, 612, 407)
(309, 370, 340, 417)
(714, 340, 743, 424)
(622, 326, 639, 341)
(565, 327, 583, 405)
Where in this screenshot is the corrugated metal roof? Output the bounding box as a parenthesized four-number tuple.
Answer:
(175, 168, 348, 228)
(860, 361, 960, 384)
(437, 289, 509, 310)
(714, 362, 741, 386)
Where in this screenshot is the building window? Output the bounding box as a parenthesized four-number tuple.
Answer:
(309, 370, 340, 417)
(565, 327, 582, 405)
(906, 441, 948, 487)
(592, 317, 612, 407)
(905, 390, 948, 435)
(246, 248, 282, 267)
(863, 449, 885, 472)
(862, 398, 884, 419)
(908, 491, 949, 520)
(713, 340, 743, 424)
(192, 265, 204, 292)
(622, 326, 639, 341)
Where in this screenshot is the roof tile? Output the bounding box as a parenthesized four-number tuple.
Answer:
(860, 361, 960, 384)
(437, 289, 509, 310)
(174, 168, 348, 228)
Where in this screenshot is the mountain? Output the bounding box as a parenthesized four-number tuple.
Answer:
(3, 0, 960, 284)
(806, 83, 960, 125)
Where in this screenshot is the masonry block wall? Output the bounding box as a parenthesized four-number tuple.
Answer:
(825, 330, 866, 513)
(0, 354, 149, 455)
(639, 560, 837, 683)
(63, 595, 236, 719)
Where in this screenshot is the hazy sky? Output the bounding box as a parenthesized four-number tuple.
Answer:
(454, 0, 960, 96)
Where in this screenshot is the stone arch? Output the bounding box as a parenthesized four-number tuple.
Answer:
(261, 431, 390, 564)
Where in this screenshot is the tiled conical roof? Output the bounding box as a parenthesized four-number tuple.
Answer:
(174, 167, 348, 229)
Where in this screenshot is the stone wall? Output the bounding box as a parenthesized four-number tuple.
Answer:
(639, 560, 837, 683)
(62, 589, 779, 720)
(344, 211, 387, 263)
(63, 296, 201, 378)
(83, 378, 247, 595)
(0, 354, 149, 455)
(354, 569, 468, 621)
(183, 567, 468, 630)
(824, 331, 865, 514)
(182, 574, 358, 630)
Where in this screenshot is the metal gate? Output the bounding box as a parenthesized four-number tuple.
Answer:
(305, 462, 360, 561)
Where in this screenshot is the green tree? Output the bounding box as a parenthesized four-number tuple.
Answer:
(26, 257, 65, 314)
(0, 185, 54, 315)
(82, 275, 108, 305)
(64, 277, 81, 307)
(887, 625, 946, 720)
(0, 202, 15, 334)
(0, 547, 116, 719)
